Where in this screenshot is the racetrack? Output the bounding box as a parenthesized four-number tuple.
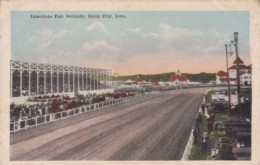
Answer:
(10, 88, 207, 160)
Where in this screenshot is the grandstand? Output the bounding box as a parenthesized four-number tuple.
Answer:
(10, 60, 113, 98)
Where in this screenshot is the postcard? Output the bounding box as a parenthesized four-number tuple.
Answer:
(0, 0, 260, 165)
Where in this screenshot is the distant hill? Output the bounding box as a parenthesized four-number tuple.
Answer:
(113, 72, 216, 83)
(182, 72, 216, 83)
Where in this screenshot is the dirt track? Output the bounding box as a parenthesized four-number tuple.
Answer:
(10, 88, 207, 160)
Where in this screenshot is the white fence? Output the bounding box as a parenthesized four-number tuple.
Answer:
(10, 91, 159, 133)
(181, 89, 208, 160)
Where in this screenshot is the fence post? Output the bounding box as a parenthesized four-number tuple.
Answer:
(13, 122, 16, 133)
(14, 122, 16, 133)
(25, 120, 28, 130)
(50, 113, 53, 121)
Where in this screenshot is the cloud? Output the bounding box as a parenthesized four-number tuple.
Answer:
(143, 32, 159, 38)
(159, 23, 202, 41)
(40, 50, 79, 66)
(55, 29, 72, 39)
(86, 21, 109, 34)
(143, 23, 201, 42)
(30, 28, 72, 49)
(83, 40, 119, 52)
(201, 38, 229, 54)
(126, 27, 141, 33)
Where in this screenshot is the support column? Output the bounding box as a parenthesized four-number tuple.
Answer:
(99, 72, 101, 90)
(94, 71, 96, 90)
(68, 73, 70, 92)
(44, 72, 46, 95)
(63, 72, 65, 93)
(101, 71, 105, 89)
(100, 71, 102, 90)
(104, 71, 107, 89)
(103, 71, 105, 89)
(85, 72, 88, 91)
(93, 72, 95, 90)
(82, 73, 84, 91)
(51, 72, 53, 94)
(73, 73, 75, 92)
(78, 72, 80, 91)
(106, 71, 108, 89)
(96, 70, 99, 90)
(100, 72, 102, 89)
(57, 72, 59, 93)
(110, 71, 112, 89)
(36, 71, 39, 95)
(28, 71, 31, 96)
(20, 70, 22, 96)
(108, 71, 110, 89)
(97, 71, 99, 90)
(89, 72, 92, 91)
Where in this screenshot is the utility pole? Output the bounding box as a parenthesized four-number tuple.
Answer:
(225, 44, 231, 114)
(233, 32, 241, 118)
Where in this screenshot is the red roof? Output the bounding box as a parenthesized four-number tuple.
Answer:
(229, 65, 250, 70)
(170, 75, 188, 82)
(233, 57, 244, 64)
(134, 76, 144, 83)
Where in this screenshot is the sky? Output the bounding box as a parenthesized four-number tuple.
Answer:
(11, 11, 250, 75)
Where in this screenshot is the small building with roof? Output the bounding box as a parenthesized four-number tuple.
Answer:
(169, 70, 189, 86)
(124, 79, 134, 85)
(216, 57, 251, 85)
(134, 76, 145, 83)
(228, 57, 251, 79)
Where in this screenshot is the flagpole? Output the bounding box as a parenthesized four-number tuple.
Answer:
(225, 44, 231, 114)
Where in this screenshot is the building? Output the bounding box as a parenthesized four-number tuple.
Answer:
(10, 60, 113, 97)
(158, 81, 166, 86)
(124, 79, 134, 85)
(216, 71, 237, 85)
(240, 73, 251, 86)
(228, 57, 251, 79)
(216, 57, 251, 85)
(169, 70, 189, 86)
(134, 76, 145, 83)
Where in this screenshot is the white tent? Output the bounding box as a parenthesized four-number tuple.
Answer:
(124, 79, 134, 83)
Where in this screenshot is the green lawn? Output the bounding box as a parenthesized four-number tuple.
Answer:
(215, 112, 239, 122)
(206, 90, 214, 103)
(188, 118, 210, 160)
